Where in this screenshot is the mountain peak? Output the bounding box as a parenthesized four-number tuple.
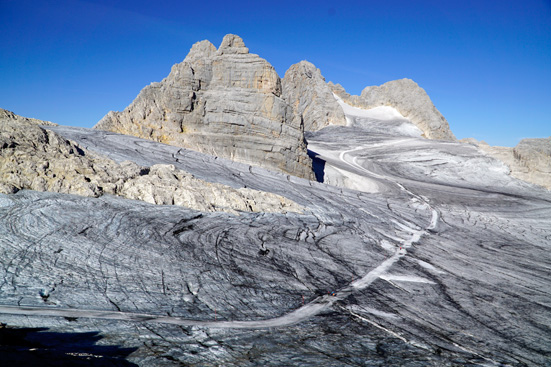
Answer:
(218, 34, 249, 55)
(185, 40, 217, 62)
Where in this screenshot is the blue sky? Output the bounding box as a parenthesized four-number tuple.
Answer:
(1, 0, 550, 147)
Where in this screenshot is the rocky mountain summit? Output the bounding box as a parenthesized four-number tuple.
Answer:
(95, 34, 455, 182)
(281, 61, 454, 142)
(95, 34, 313, 180)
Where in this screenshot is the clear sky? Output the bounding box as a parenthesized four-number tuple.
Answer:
(1, 0, 550, 147)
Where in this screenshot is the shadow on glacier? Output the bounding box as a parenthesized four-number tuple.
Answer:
(0, 325, 138, 366)
(306, 148, 325, 183)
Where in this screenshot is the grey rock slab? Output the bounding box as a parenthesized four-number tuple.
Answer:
(0, 120, 550, 365)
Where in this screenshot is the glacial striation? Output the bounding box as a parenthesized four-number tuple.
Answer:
(1, 119, 549, 366)
(95, 34, 314, 179)
(1, 38, 550, 367)
(0, 111, 303, 214)
(282, 60, 347, 131)
(329, 79, 456, 140)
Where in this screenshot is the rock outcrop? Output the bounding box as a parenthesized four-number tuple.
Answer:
(119, 164, 304, 214)
(329, 79, 456, 140)
(95, 34, 313, 180)
(0, 110, 304, 214)
(282, 61, 346, 131)
(1, 108, 57, 126)
(1, 111, 121, 197)
(463, 137, 551, 190)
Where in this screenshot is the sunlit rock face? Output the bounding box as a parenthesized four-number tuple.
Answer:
(513, 137, 551, 189)
(0, 107, 57, 126)
(95, 34, 314, 180)
(282, 60, 347, 131)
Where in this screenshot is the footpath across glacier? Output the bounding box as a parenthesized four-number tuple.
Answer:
(0, 112, 549, 365)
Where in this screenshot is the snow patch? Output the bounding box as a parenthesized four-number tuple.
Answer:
(323, 164, 380, 193)
(416, 260, 445, 274)
(345, 305, 399, 320)
(380, 239, 395, 252)
(380, 274, 436, 284)
(333, 93, 406, 120)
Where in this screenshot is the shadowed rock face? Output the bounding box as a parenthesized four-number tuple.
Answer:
(282, 61, 347, 131)
(95, 34, 314, 180)
(330, 79, 456, 140)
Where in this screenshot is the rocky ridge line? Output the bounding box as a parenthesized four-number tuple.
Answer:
(95, 34, 313, 180)
(0, 111, 304, 214)
(1, 108, 57, 126)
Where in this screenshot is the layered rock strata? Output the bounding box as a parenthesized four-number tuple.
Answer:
(329, 79, 456, 140)
(95, 34, 313, 179)
(0, 111, 303, 214)
(282, 61, 346, 131)
(462, 137, 551, 190)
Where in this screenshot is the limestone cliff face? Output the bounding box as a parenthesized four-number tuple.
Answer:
(0, 110, 304, 214)
(465, 137, 551, 190)
(282, 61, 346, 131)
(329, 79, 456, 140)
(95, 34, 313, 180)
